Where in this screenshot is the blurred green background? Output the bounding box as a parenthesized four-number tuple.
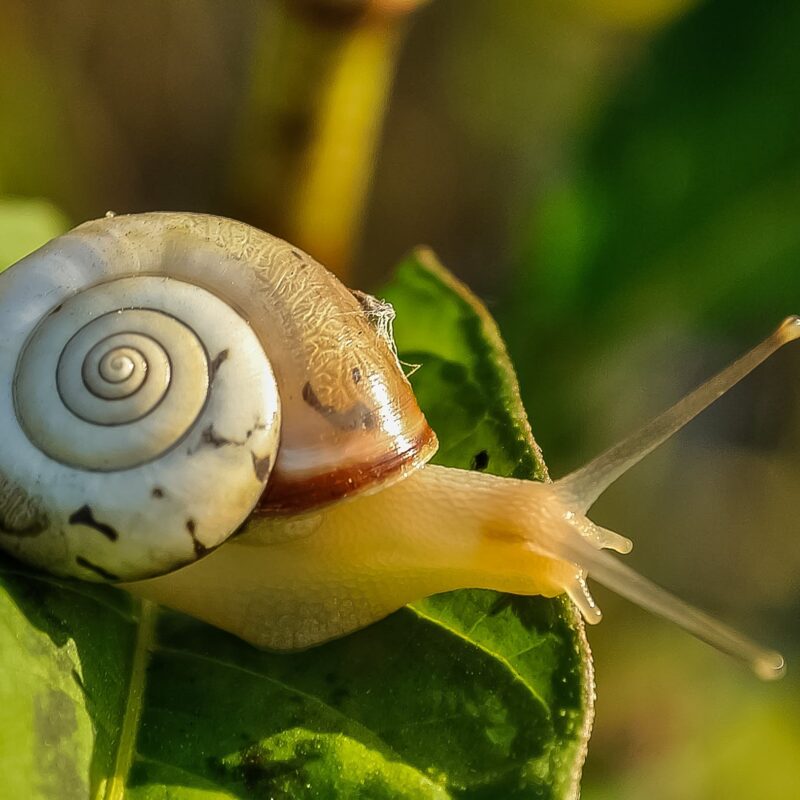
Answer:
(1, 0, 798, 796)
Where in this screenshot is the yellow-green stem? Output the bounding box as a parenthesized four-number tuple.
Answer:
(228, 1, 427, 279)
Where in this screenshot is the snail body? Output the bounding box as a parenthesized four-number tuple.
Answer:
(0, 213, 790, 679)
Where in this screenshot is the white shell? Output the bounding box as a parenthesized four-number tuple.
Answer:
(0, 228, 280, 581)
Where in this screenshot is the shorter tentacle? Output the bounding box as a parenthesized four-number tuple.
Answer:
(568, 512, 633, 554)
(564, 574, 602, 624)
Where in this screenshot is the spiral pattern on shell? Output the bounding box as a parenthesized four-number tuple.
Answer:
(15, 279, 221, 470)
(0, 212, 435, 583)
(0, 270, 281, 582)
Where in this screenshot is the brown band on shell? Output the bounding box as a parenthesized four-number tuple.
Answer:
(256, 424, 438, 514)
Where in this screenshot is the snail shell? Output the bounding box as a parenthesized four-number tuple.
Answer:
(0, 213, 436, 582)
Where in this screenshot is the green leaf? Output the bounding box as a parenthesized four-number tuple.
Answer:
(0, 248, 592, 799)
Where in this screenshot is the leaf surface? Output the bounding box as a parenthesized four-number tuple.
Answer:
(0, 248, 592, 799)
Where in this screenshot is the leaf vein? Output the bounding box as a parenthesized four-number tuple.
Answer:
(101, 599, 158, 800)
(156, 645, 405, 760)
(405, 605, 550, 711)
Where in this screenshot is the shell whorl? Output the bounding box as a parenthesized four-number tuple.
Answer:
(0, 212, 436, 582)
(0, 250, 281, 582)
(16, 280, 219, 470)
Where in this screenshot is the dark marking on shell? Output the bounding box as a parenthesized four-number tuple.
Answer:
(291, 249, 303, 260)
(471, 450, 490, 471)
(251, 451, 272, 482)
(191, 536, 209, 557)
(75, 556, 119, 582)
(189, 420, 268, 455)
(247, 421, 268, 439)
(203, 424, 233, 448)
(186, 518, 208, 557)
(48, 303, 64, 316)
(0, 473, 48, 537)
(302, 382, 375, 431)
(351, 367, 361, 384)
(194, 424, 237, 450)
(68, 505, 118, 542)
(151, 487, 165, 499)
(209, 349, 230, 382)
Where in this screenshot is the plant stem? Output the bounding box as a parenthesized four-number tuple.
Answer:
(227, 0, 428, 279)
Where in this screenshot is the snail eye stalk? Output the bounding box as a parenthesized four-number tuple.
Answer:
(557, 316, 800, 512)
(547, 317, 800, 680)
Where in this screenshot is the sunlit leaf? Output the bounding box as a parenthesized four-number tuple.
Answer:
(0, 247, 592, 799)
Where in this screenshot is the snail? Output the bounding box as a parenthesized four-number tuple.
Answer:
(0, 212, 790, 680)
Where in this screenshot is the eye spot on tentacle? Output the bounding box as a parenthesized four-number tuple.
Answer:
(68, 505, 118, 542)
(471, 450, 490, 471)
(151, 487, 165, 499)
(75, 555, 119, 582)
